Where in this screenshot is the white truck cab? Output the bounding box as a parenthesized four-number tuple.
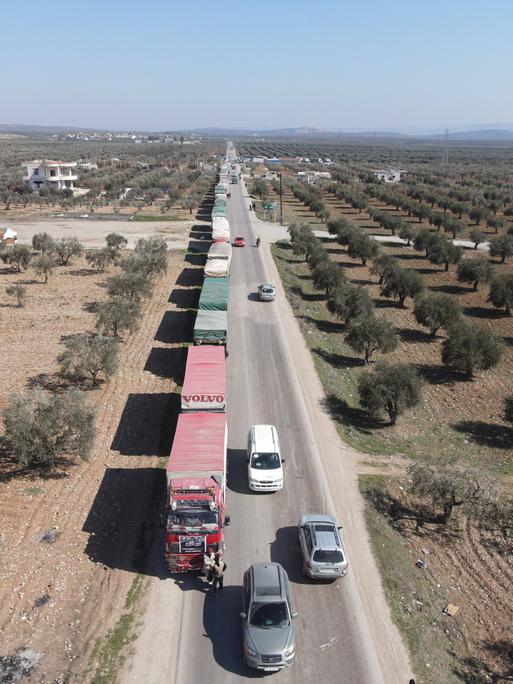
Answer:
(247, 425, 284, 492)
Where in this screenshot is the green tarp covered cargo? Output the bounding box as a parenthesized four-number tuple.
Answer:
(193, 309, 228, 344)
(199, 277, 229, 311)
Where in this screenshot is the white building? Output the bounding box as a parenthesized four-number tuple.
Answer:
(297, 170, 331, 184)
(22, 159, 78, 191)
(373, 167, 405, 183)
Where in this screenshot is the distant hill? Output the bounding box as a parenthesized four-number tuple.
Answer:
(426, 129, 513, 141)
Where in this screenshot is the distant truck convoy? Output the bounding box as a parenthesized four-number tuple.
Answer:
(165, 412, 229, 572)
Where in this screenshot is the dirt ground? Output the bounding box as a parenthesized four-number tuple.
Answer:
(0, 245, 198, 681)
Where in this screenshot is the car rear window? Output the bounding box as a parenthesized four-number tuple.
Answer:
(313, 550, 344, 564)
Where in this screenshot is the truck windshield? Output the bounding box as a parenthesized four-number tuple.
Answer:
(170, 510, 217, 527)
(251, 453, 280, 470)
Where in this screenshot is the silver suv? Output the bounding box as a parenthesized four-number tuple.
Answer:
(258, 283, 276, 301)
(298, 514, 348, 579)
(241, 562, 297, 671)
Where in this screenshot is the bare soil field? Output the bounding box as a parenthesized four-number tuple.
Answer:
(0, 246, 200, 681)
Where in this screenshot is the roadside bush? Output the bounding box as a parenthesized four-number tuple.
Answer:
(95, 296, 140, 337)
(488, 273, 513, 314)
(413, 292, 461, 336)
(54, 237, 83, 265)
(2, 388, 96, 469)
(5, 284, 26, 307)
(358, 362, 423, 425)
(441, 320, 502, 377)
(344, 313, 398, 364)
(457, 257, 493, 291)
(58, 333, 120, 386)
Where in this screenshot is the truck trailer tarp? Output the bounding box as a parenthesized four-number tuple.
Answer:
(193, 309, 228, 343)
(204, 258, 230, 277)
(199, 277, 229, 310)
(166, 412, 227, 488)
(181, 345, 226, 411)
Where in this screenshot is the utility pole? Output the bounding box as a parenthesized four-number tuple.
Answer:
(279, 172, 283, 225)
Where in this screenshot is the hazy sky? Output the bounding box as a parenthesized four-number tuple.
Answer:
(2, 0, 513, 131)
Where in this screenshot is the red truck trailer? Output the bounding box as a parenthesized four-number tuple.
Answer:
(165, 412, 228, 572)
(181, 345, 226, 412)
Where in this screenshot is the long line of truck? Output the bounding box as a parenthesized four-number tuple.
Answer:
(164, 162, 233, 572)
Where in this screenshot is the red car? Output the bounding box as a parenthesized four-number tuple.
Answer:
(233, 236, 246, 247)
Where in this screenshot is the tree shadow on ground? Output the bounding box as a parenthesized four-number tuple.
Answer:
(176, 267, 203, 287)
(320, 393, 380, 431)
(111, 392, 180, 456)
(154, 310, 195, 343)
(290, 285, 325, 303)
(452, 420, 513, 450)
(429, 284, 469, 295)
(504, 336, 513, 347)
(351, 278, 375, 287)
(374, 297, 401, 309)
(313, 347, 364, 368)
(82, 467, 167, 576)
(394, 252, 425, 261)
(83, 300, 99, 313)
(270, 526, 310, 585)
(414, 363, 461, 385)
(26, 371, 77, 393)
(463, 306, 506, 319)
(454, 639, 513, 683)
(144, 346, 187, 382)
(168, 287, 200, 309)
(398, 328, 434, 344)
(0, 440, 73, 483)
(299, 315, 344, 334)
(67, 268, 95, 276)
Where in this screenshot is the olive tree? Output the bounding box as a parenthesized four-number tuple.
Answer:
(33, 253, 57, 283)
(347, 232, 379, 265)
(2, 388, 96, 469)
(413, 292, 462, 336)
(95, 296, 140, 337)
(489, 234, 513, 264)
(370, 254, 399, 285)
(328, 283, 374, 323)
(469, 229, 485, 250)
(1, 244, 31, 272)
(105, 232, 128, 252)
(32, 232, 56, 254)
(86, 247, 115, 273)
(311, 261, 344, 298)
(58, 333, 120, 386)
(106, 271, 152, 303)
(5, 284, 26, 307)
(441, 320, 502, 377)
(381, 268, 424, 306)
(54, 237, 83, 265)
(457, 257, 493, 291)
(358, 362, 423, 425)
(488, 273, 513, 314)
(344, 314, 398, 364)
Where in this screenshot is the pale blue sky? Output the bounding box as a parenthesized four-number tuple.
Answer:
(1, 0, 513, 131)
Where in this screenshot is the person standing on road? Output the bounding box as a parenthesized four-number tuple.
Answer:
(211, 556, 228, 593)
(203, 547, 216, 585)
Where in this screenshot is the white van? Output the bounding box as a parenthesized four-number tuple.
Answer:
(247, 425, 284, 492)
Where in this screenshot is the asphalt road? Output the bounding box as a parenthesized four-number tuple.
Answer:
(122, 149, 408, 683)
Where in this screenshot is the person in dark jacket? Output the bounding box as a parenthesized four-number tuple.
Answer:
(211, 556, 228, 593)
